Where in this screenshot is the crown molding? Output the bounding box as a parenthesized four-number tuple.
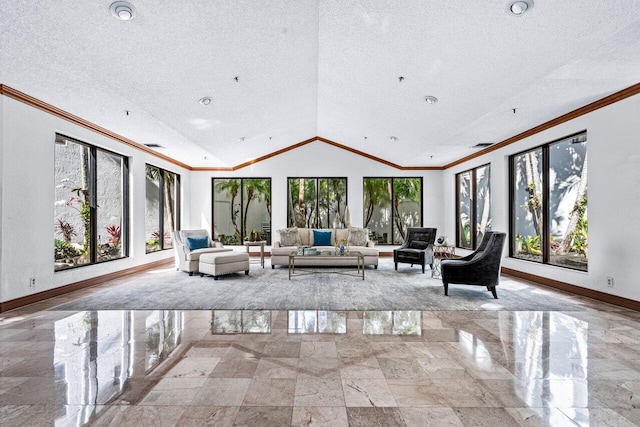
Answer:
(444, 82, 640, 169)
(3, 82, 639, 172)
(192, 136, 444, 172)
(0, 84, 192, 170)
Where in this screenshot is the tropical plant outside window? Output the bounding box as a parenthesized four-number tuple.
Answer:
(287, 178, 347, 228)
(213, 178, 272, 245)
(363, 177, 422, 244)
(511, 132, 587, 271)
(145, 165, 180, 253)
(54, 135, 128, 270)
(456, 164, 491, 249)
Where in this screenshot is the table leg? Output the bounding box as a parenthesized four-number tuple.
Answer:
(260, 243, 264, 268)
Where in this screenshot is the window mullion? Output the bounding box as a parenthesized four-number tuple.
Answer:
(158, 170, 165, 250)
(470, 169, 477, 249)
(542, 146, 550, 264)
(89, 148, 98, 264)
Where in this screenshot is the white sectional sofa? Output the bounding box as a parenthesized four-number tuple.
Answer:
(271, 227, 379, 269)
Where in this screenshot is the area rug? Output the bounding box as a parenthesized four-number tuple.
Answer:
(52, 259, 589, 311)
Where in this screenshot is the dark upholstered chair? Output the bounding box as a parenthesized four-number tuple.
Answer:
(393, 227, 437, 274)
(441, 232, 506, 298)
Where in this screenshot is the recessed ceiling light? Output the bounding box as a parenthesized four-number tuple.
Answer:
(199, 97, 212, 105)
(389, 136, 398, 142)
(110, 1, 136, 20)
(424, 96, 438, 104)
(507, 0, 533, 16)
(238, 137, 246, 142)
(144, 143, 164, 148)
(473, 143, 494, 148)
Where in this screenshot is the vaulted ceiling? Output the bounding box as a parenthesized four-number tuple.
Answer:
(2, 0, 639, 168)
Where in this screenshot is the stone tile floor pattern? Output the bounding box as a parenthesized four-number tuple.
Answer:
(2, 270, 640, 426)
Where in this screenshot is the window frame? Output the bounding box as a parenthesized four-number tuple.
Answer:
(286, 177, 348, 229)
(508, 131, 587, 271)
(145, 164, 181, 253)
(362, 177, 423, 245)
(211, 177, 272, 245)
(455, 163, 491, 250)
(54, 134, 129, 271)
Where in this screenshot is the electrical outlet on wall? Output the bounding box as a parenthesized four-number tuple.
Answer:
(29, 277, 36, 289)
(607, 277, 614, 288)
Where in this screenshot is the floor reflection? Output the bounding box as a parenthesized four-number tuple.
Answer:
(4, 308, 640, 426)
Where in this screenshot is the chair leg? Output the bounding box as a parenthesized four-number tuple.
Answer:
(245, 270, 249, 275)
(443, 283, 449, 296)
(490, 287, 498, 299)
(421, 263, 425, 274)
(189, 272, 193, 276)
(395, 262, 398, 270)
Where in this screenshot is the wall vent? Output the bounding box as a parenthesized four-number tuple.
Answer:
(472, 143, 493, 148)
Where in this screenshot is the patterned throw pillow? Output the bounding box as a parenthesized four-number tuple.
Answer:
(347, 226, 368, 247)
(279, 227, 302, 246)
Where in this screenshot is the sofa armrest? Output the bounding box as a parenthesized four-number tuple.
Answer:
(212, 241, 224, 249)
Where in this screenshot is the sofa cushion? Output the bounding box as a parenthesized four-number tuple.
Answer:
(409, 241, 429, 250)
(313, 230, 332, 246)
(335, 228, 349, 244)
(186, 235, 209, 250)
(185, 247, 232, 261)
(279, 227, 302, 246)
(347, 226, 368, 247)
(298, 228, 312, 246)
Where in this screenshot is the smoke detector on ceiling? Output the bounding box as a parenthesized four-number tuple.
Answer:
(110, 1, 136, 20)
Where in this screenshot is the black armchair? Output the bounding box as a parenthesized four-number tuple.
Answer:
(441, 232, 506, 298)
(393, 227, 437, 274)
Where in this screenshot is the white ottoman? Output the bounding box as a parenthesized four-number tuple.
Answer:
(199, 252, 250, 280)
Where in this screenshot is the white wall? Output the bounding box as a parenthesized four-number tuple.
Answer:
(3, 90, 639, 304)
(0, 96, 190, 303)
(443, 94, 640, 301)
(189, 141, 443, 246)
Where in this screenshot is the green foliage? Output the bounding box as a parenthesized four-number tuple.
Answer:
(54, 238, 81, 260)
(516, 234, 541, 255)
(364, 178, 391, 228)
(392, 178, 421, 240)
(79, 201, 91, 254)
(55, 218, 76, 242)
(571, 196, 588, 256)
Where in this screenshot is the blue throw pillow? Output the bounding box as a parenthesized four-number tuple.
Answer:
(313, 230, 332, 246)
(186, 236, 209, 250)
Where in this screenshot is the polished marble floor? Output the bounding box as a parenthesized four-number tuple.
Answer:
(3, 273, 640, 426)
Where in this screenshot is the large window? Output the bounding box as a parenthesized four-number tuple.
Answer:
(363, 177, 422, 245)
(456, 164, 491, 249)
(213, 178, 272, 245)
(145, 165, 180, 253)
(287, 178, 347, 228)
(54, 135, 128, 270)
(510, 132, 587, 271)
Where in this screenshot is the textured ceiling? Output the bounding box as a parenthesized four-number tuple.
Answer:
(1, 0, 639, 168)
